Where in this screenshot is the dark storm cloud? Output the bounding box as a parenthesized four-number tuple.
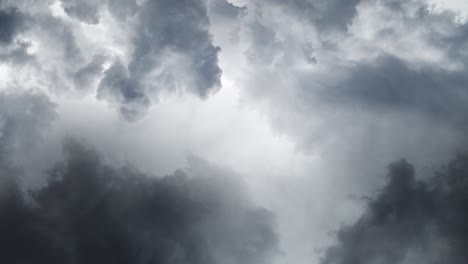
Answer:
(314, 2, 468, 126)
(0, 7, 25, 45)
(238, 0, 468, 160)
(322, 154, 468, 264)
(0, 141, 278, 264)
(98, 0, 222, 121)
(318, 55, 468, 126)
(0, 5, 34, 63)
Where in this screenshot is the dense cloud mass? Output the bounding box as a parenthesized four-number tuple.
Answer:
(235, 0, 468, 148)
(0, 141, 278, 264)
(3, 0, 468, 264)
(0, 0, 222, 121)
(98, 0, 222, 120)
(322, 155, 468, 264)
(0, 90, 277, 264)
(320, 55, 468, 124)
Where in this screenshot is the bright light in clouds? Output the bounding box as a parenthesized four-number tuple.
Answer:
(54, 76, 311, 175)
(52, 73, 332, 264)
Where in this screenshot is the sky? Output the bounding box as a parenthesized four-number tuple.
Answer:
(1, 0, 468, 263)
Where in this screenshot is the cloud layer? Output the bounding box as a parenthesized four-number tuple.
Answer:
(0, 141, 277, 264)
(2, 0, 468, 264)
(1, 0, 222, 121)
(98, 0, 222, 120)
(322, 155, 468, 264)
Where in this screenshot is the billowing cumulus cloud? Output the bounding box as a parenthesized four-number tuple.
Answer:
(1, 0, 222, 121)
(0, 141, 278, 264)
(97, 61, 150, 121)
(237, 0, 468, 129)
(205, 1, 468, 262)
(322, 154, 468, 264)
(224, 0, 468, 175)
(93, 0, 223, 120)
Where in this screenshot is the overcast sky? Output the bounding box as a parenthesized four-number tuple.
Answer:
(1, 0, 468, 263)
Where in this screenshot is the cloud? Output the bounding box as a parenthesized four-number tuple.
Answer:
(268, 0, 361, 32)
(3, 1, 468, 264)
(60, 0, 101, 25)
(317, 55, 468, 125)
(0, 7, 25, 45)
(208, 0, 244, 20)
(97, 0, 222, 121)
(216, 3, 468, 261)
(0, 0, 222, 121)
(97, 61, 150, 121)
(132, 0, 222, 97)
(72, 55, 106, 92)
(232, 0, 468, 160)
(0, 141, 278, 264)
(0, 5, 34, 63)
(0, 91, 57, 155)
(321, 154, 468, 264)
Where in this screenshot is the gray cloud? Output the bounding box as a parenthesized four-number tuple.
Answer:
(0, 141, 278, 264)
(0, 91, 57, 154)
(97, 0, 222, 121)
(244, 18, 281, 65)
(237, 0, 468, 153)
(268, 0, 361, 32)
(106, 0, 139, 20)
(0, 7, 25, 45)
(1, 0, 222, 121)
(317, 55, 468, 126)
(0, 40, 33, 64)
(98, 61, 150, 121)
(227, 3, 468, 262)
(322, 154, 468, 264)
(72, 55, 106, 93)
(0, 5, 91, 93)
(208, 0, 244, 20)
(239, 0, 361, 65)
(3, 1, 468, 264)
(0, 90, 58, 189)
(130, 0, 222, 96)
(60, 0, 101, 25)
(0, 5, 34, 63)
